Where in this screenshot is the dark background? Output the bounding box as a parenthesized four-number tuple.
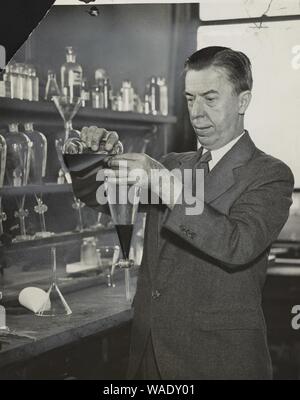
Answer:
(1, 1, 200, 153)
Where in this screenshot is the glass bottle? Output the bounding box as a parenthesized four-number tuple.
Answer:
(122, 80, 134, 112)
(23, 64, 31, 101)
(6, 62, 18, 99)
(80, 77, 90, 107)
(81, 237, 98, 266)
(45, 70, 61, 101)
(61, 46, 83, 104)
(117, 91, 123, 111)
(157, 77, 168, 116)
(15, 63, 26, 100)
(2, 66, 11, 98)
(0, 134, 7, 188)
(23, 123, 47, 185)
(149, 76, 160, 115)
(0, 72, 5, 98)
(2, 123, 32, 187)
(144, 94, 150, 115)
(92, 85, 101, 109)
(95, 68, 107, 85)
(103, 78, 112, 110)
(29, 66, 39, 102)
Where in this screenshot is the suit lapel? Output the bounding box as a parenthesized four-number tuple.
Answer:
(155, 132, 257, 273)
(176, 132, 256, 204)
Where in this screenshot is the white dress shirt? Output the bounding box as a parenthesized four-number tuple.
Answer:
(198, 131, 245, 171)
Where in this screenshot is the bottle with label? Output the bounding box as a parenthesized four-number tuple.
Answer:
(45, 70, 61, 101)
(121, 80, 134, 112)
(23, 123, 48, 185)
(61, 46, 83, 103)
(157, 77, 168, 116)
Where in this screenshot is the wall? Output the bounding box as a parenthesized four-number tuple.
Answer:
(16, 4, 173, 108)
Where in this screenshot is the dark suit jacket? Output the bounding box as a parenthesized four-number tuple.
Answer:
(70, 132, 294, 380)
(127, 132, 294, 380)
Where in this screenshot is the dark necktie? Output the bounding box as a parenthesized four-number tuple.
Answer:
(192, 147, 212, 196)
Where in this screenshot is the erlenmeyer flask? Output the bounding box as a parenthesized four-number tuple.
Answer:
(45, 70, 61, 101)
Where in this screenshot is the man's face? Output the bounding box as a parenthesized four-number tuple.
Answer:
(185, 66, 245, 150)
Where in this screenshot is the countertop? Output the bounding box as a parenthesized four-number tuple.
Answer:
(0, 276, 136, 370)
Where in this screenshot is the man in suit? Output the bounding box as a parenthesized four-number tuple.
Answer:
(71, 46, 294, 379)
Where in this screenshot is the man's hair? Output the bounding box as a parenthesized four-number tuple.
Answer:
(184, 46, 253, 94)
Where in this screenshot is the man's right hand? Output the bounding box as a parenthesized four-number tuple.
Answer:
(80, 126, 120, 153)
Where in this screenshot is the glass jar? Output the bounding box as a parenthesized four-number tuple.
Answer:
(45, 70, 60, 101)
(81, 237, 98, 266)
(15, 63, 26, 100)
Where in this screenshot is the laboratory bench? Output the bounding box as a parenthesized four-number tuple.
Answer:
(0, 268, 136, 380)
(1, 245, 300, 380)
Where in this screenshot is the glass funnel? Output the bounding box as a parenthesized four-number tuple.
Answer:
(37, 246, 72, 317)
(52, 95, 82, 183)
(104, 177, 141, 302)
